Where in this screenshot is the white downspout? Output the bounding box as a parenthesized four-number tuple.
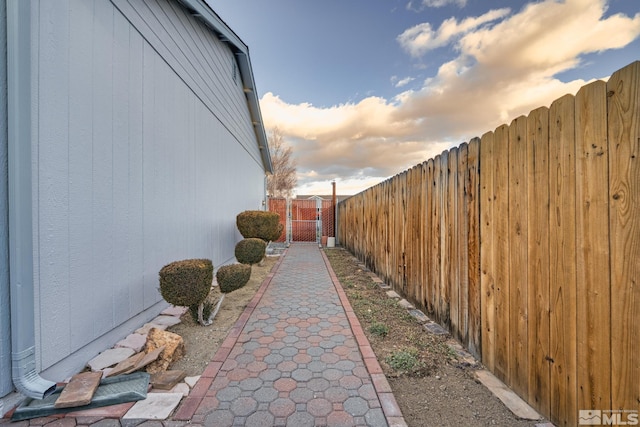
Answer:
(7, 0, 56, 399)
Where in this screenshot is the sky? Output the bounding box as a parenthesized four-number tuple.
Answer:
(205, 0, 640, 196)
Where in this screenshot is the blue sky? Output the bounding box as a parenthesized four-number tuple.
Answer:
(206, 0, 640, 195)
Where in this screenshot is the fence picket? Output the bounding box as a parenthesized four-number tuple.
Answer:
(607, 62, 640, 414)
(575, 80, 611, 413)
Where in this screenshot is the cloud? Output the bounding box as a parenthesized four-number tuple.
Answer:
(391, 75, 415, 88)
(261, 0, 640, 195)
(397, 8, 510, 57)
(407, 0, 467, 10)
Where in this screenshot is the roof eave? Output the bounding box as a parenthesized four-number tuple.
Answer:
(176, 0, 273, 174)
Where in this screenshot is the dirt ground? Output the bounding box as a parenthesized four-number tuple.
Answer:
(167, 256, 278, 376)
(324, 247, 545, 427)
(167, 247, 545, 427)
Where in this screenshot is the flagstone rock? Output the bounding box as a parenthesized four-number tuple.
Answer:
(54, 371, 102, 408)
(122, 393, 183, 420)
(135, 322, 168, 335)
(87, 347, 135, 372)
(115, 333, 147, 353)
(144, 328, 184, 374)
(150, 315, 182, 328)
(398, 299, 414, 310)
(386, 290, 401, 299)
(184, 375, 200, 388)
(160, 305, 188, 317)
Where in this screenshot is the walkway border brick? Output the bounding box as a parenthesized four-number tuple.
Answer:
(320, 250, 408, 427)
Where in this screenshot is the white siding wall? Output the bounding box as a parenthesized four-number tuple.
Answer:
(32, 0, 266, 375)
(0, 0, 12, 398)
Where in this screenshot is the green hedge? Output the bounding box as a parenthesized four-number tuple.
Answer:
(216, 264, 251, 294)
(235, 238, 267, 265)
(236, 210, 282, 241)
(159, 259, 213, 307)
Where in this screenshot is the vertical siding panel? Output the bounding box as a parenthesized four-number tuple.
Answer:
(527, 106, 551, 413)
(480, 131, 495, 370)
(606, 62, 640, 414)
(92, 0, 115, 337)
(112, 10, 132, 320)
(68, 0, 94, 351)
(127, 28, 145, 314)
(508, 116, 528, 397)
(549, 94, 578, 427)
(493, 124, 510, 383)
(38, 0, 71, 366)
(575, 80, 611, 413)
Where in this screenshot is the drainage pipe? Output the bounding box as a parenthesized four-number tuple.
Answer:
(7, 0, 56, 399)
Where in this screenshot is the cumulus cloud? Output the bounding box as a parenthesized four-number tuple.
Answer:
(397, 8, 510, 57)
(261, 0, 640, 195)
(408, 0, 467, 10)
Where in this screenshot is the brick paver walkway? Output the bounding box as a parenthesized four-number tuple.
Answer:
(174, 243, 405, 426)
(1, 243, 406, 427)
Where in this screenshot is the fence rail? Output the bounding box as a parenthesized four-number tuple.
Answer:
(337, 61, 639, 426)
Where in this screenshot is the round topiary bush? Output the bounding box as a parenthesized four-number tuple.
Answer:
(236, 210, 282, 241)
(159, 259, 213, 307)
(235, 238, 267, 265)
(216, 263, 251, 294)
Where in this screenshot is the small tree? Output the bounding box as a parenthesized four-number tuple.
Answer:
(266, 127, 297, 198)
(216, 264, 251, 294)
(159, 259, 213, 326)
(235, 238, 267, 266)
(236, 210, 283, 242)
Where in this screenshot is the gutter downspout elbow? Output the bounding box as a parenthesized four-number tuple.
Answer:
(7, 0, 56, 399)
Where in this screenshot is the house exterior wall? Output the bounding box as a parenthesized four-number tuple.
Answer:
(0, 0, 13, 399)
(27, 0, 266, 379)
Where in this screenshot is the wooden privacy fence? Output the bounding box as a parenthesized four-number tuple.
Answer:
(337, 61, 639, 426)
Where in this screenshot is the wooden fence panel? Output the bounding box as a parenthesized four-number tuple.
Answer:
(336, 61, 639, 426)
(607, 62, 640, 414)
(493, 124, 510, 383)
(548, 94, 578, 427)
(480, 131, 496, 371)
(508, 116, 529, 397)
(458, 143, 469, 346)
(526, 106, 550, 414)
(575, 80, 612, 413)
(467, 138, 481, 359)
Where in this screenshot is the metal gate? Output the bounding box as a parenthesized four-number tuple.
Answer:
(267, 197, 335, 243)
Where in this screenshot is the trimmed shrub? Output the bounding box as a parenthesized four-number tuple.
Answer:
(216, 264, 251, 294)
(235, 238, 267, 265)
(159, 259, 213, 307)
(236, 210, 282, 241)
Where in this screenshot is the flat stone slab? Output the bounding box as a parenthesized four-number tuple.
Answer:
(122, 392, 183, 420)
(55, 371, 102, 408)
(160, 306, 187, 316)
(184, 375, 200, 388)
(105, 353, 145, 378)
(135, 323, 168, 335)
(151, 382, 189, 397)
(150, 315, 182, 328)
(475, 370, 541, 420)
(115, 334, 147, 353)
(423, 322, 448, 335)
(408, 309, 429, 323)
(88, 348, 136, 371)
(150, 370, 186, 390)
(386, 290, 401, 299)
(398, 299, 414, 310)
